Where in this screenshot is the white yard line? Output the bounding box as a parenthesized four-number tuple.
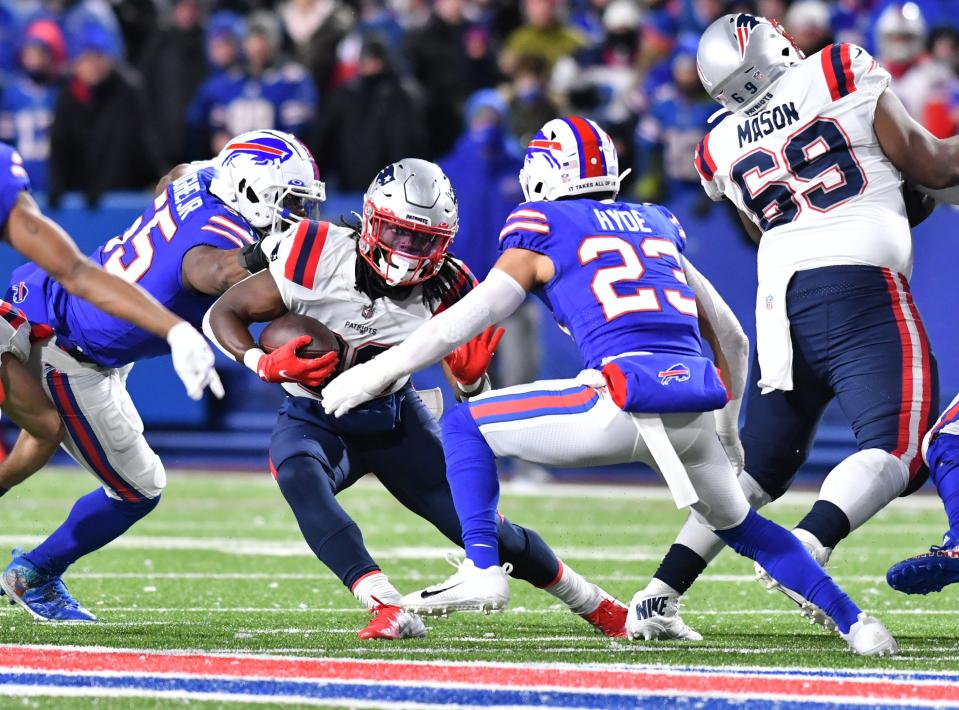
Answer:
(3, 606, 947, 616)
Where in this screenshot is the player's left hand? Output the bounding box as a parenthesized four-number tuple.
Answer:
(167, 321, 225, 401)
(717, 429, 745, 476)
(321, 360, 393, 418)
(444, 325, 505, 386)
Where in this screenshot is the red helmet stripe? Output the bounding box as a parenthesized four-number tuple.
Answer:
(563, 116, 605, 179)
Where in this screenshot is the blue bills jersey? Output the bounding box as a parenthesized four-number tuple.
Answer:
(0, 75, 58, 191)
(8, 166, 256, 367)
(498, 198, 702, 370)
(0, 143, 31, 231)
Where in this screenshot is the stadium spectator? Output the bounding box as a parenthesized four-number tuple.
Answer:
(48, 20, 159, 206)
(634, 42, 713, 203)
(504, 54, 560, 148)
(783, 0, 834, 56)
(311, 36, 426, 191)
(140, 0, 209, 169)
(184, 11, 244, 160)
(500, 0, 587, 75)
(406, 0, 489, 159)
(553, 0, 643, 128)
(875, 1, 954, 136)
(439, 89, 523, 280)
(188, 11, 317, 156)
(280, 0, 355, 94)
(0, 19, 66, 191)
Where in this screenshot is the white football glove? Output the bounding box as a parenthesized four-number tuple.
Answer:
(167, 321, 225, 401)
(715, 420, 745, 476)
(321, 359, 394, 418)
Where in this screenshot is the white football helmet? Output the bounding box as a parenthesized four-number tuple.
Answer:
(519, 116, 622, 202)
(697, 14, 804, 116)
(359, 159, 458, 287)
(210, 129, 325, 233)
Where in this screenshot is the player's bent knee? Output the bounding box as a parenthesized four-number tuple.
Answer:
(137, 455, 167, 499)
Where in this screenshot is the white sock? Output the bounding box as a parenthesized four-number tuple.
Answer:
(792, 527, 831, 566)
(351, 571, 402, 609)
(819, 448, 908, 531)
(642, 577, 679, 597)
(544, 561, 603, 615)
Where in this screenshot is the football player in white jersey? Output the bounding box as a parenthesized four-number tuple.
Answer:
(204, 159, 631, 640)
(630, 13, 959, 639)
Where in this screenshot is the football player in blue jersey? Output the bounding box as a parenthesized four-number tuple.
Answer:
(323, 116, 897, 655)
(887, 394, 959, 593)
(0, 142, 220, 499)
(0, 129, 324, 622)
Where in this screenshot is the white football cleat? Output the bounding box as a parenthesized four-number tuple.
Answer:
(841, 613, 899, 656)
(401, 555, 512, 616)
(755, 531, 837, 631)
(625, 588, 703, 641)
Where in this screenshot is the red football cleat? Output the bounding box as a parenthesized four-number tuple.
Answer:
(357, 603, 427, 640)
(581, 597, 628, 638)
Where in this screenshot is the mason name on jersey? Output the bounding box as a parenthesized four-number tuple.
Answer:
(735, 102, 800, 146)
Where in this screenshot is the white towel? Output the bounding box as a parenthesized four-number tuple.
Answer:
(754, 270, 795, 393)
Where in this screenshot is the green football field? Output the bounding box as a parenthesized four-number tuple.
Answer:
(0, 467, 957, 707)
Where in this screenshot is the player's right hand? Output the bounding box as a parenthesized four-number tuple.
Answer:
(256, 335, 339, 388)
(167, 321, 225, 401)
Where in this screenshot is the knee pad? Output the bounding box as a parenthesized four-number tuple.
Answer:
(739, 470, 774, 508)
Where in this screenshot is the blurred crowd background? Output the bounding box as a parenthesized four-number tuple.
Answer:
(0, 0, 957, 477)
(0, 0, 956, 254)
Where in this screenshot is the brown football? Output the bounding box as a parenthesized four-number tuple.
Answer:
(258, 313, 340, 359)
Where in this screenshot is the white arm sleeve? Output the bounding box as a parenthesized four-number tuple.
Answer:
(684, 259, 749, 438)
(371, 268, 528, 383)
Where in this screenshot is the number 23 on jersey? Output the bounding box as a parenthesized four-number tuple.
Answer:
(578, 236, 697, 321)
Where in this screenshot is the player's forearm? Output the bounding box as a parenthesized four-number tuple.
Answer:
(875, 90, 959, 189)
(67, 262, 181, 339)
(203, 301, 257, 363)
(373, 269, 527, 383)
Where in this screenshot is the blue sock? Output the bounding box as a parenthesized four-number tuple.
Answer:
(25, 489, 158, 577)
(441, 403, 500, 569)
(929, 437, 959, 541)
(715, 509, 861, 633)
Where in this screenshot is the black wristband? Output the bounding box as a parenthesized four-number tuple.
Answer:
(238, 241, 269, 273)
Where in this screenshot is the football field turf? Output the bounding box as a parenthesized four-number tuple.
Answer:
(1, 467, 958, 708)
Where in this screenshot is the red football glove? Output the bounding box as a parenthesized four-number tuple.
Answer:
(444, 325, 505, 386)
(256, 336, 339, 388)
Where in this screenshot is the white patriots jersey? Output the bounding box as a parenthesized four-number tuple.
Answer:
(268, 219, 471, 401)
(694, 43, 911, 281)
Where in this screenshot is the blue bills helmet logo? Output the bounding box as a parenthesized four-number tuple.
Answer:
(526, 130, 563, 169)
(222, 136, 293, 166)
(735, 14, 761, 58)
(11, 281, 28, 304)
(658, 364, 691, 386)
